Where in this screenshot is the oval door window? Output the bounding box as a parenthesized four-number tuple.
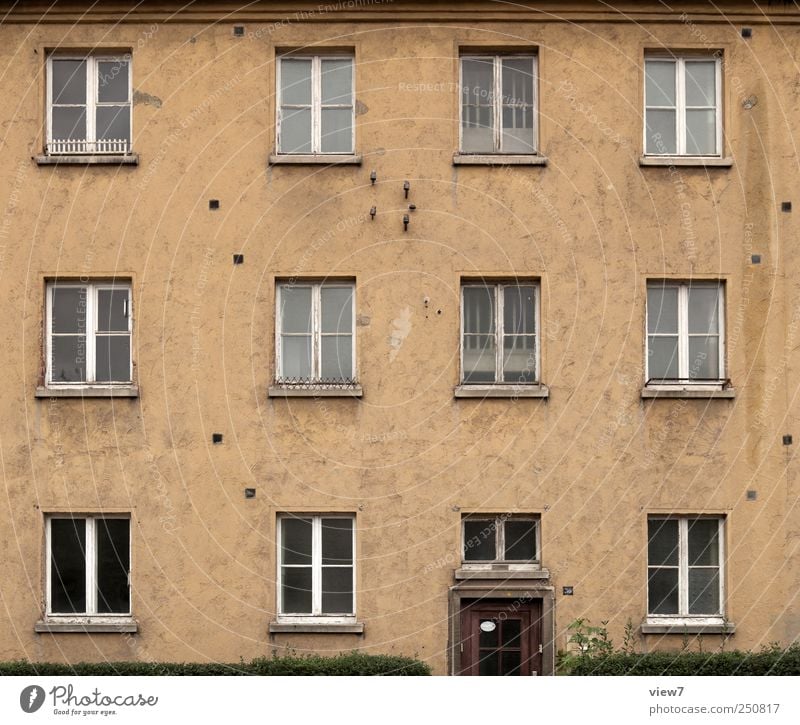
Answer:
(479, 620, 496, 633)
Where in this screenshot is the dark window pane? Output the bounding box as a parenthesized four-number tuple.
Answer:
(647, 286, 678, 334)
(463, 335, 496, 383)
(321, 518, 353, 565)
(97, 60, 129, 103)
(645, 60, 675, 107)
(52, 59, 86, 104)
(50, 519, 86, 613)
(502, 335, 535, 383)
(52, 106, 87, 140)
(96, 106, 130, 142)
(97, 289, 128, 332)
(321, 287, 353, 333)
(320, 58, 352, 105)
(648, 567, 679, 615)
(281, 518, 312, 565)
(463, 287, 495, 334)
(688, 519, 719, 566)
(280, 287, 312, 333)
(504, 520, 536, 561)
(52, 287, 87, 333)
(688, 568, 720, 614)
(321, 567, 353, 614)
(320, 108, 352, 153)
(52, 335, 87, 382)
(96, 518, 130, 614)
(281, 336, 312, 379)
(478, 651, 499, 676)
(479, 619, 498, 648)
(648, 335, 679, 379)
(279, 107, 312, 153)
(95, 335, 131, 382)
(280, 59, 312, 105)
(503, 286, 535, 334)
(461, 58, 494, 152)
(501, 650, 522, 675)
(645, 108, 676, 154)
(463, 519, 497, 561)
(320, 336, 353, 381)
(648, 519, 679, 566)
(281, 567, 312, 613)
(502, 618, 521, 647)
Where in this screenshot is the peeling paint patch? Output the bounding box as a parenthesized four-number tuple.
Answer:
(133, 90, 163, 108)
(355, 99, 369, 116)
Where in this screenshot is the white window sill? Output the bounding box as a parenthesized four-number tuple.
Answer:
(639, 155, 733, 168)
(269, 621, 364, 634)
(454, 384, 549, 399)
(35, 618, 138, 633)
(453, 153, 547, 166)
(455, 566, 550, 580)
(641, 385, 734, 399)
(268, 154, 362, 166)
(36, 385, 139, 399)
(641, 618, 735, 635)
(269, 384, 362, 398)
(35, 154, 139, 166)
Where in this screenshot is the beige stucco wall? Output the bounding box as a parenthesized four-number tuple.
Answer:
(0, 1, 798, 673)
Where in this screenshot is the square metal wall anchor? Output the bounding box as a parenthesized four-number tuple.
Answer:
(746, 490, 757, 501)
(244, 488, 256, 498)
(783, 434, 793, 445)
(562, 586, 574, 596)
(233, 254, 244, 265)
(212, 433, 223, 444)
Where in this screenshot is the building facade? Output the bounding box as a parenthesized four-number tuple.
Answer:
(0, 0, 798, 675)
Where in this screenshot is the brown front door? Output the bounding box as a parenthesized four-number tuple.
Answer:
(459, 599, 542, 676)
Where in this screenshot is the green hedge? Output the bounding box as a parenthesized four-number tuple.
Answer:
(568, 647, 800, 676)
(0, 653, 431, 676)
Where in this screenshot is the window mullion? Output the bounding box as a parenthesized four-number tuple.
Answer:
(87, 285, 96, 383)
(494, 57, 502, 152)
(86, 518, 96, 615)
(679, 518, 688, 615)
(678, 285, 688, 379)
(314, 285, 321, 380)
(676, 59, 686, 155)
(312, 516, 322, 615)
(312, 56, 321, 154)
(87, 58, 95, 144)
(496, 518, 504, 562)
(495, 285, 503, 382)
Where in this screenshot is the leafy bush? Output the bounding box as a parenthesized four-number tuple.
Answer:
(0, 652, 430, 676)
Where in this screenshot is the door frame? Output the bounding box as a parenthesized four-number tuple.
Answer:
(449, 582, 555, 676)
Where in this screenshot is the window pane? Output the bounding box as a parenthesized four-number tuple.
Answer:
(281, 518, 312, 565)
(686, 109, 716, 155)
(321, 336, 353, 381)
(647, 336, 679, 379)
(503, 286, 535, 335)
(321, 58, 352, 104)
(685, 61, 716, 107)
(461, 58, 494, 152)
(478, 651, 499, 676)
(280, 59, 312, 105)
(281, 567, 312, 613)
(50, 518, 86, 614)
(462, 109, 494, 151)
(501, 58, 533, 106)
(479, 619, 498, 648)
(501, 650, 522, 676)
(646, 109, 677, 154)
(647, 286, 678, 334)
(501, 113, 535, 152)
(321, 518, 353, 565)
(502, 619, 521, 647)
(96, 518, 130, 614)
(280, 287, 312, 333)
(688, 568, 720, 614)
(52, 287, 87, 333)
(279, 108, 312, 153)
(52, 335, 87, 382)
(688, 287, 719, 333)
(52, 59, 87, 104)
(463, 287, 495, 334)
(321, 287, 353, 333)
(648, 519, 679, 566)
(97, 289, 129, 332)
(648, 567, 679, 614)
(504, 520, 536, 561)
(321, 567, 353, 614)
(502, 335, 535, 383)
(688, 519, 720, 566)
(463, 335, 496, 382)
(97, 60, 129, 103)
(688, 336, 719, 379)
(463, 519, 497, 561)
(501, 58, 534, 152)
(95, 335, 131, 382)
(52, 106, 87, 140)
(645, 60, 675, 107)
(281, 336, 312, 379)
(96, 106, 131, 141)
(321, 108, 353, 153)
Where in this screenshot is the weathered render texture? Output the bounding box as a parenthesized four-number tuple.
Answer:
(0, 0, 798, 674)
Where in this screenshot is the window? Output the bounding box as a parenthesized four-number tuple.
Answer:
(646, 281, 724, 384)
(460, 54, 536, 154)
(278, 515, 355, 619)
(462, 515, 539, 565)
(461, 282, 538, 384)
(275, 281, 355, 384)
(46, 281, 132, 387)
(647, 516, 724, 619)
(277, 55, 354, 154)
(644, 55, 721, 156)
(46, 516, 130, 616)
(47, 55, 132, 155)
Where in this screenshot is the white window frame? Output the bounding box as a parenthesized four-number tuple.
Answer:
(643, 55, 722, 157)
(459, 54, 538, 154)
(645, 281, 725, 389)
(46, 281, 133, 388)
(45, 514, 132, 621)
(461, 515, 541, 572)
(275, 281, 356, 384)
(460, 281, 540, 385)
(46, 54, 133, 155)
(646, 516, 725, 625)
(276, 514, 356, 623)
(276, 54, 355, 155)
